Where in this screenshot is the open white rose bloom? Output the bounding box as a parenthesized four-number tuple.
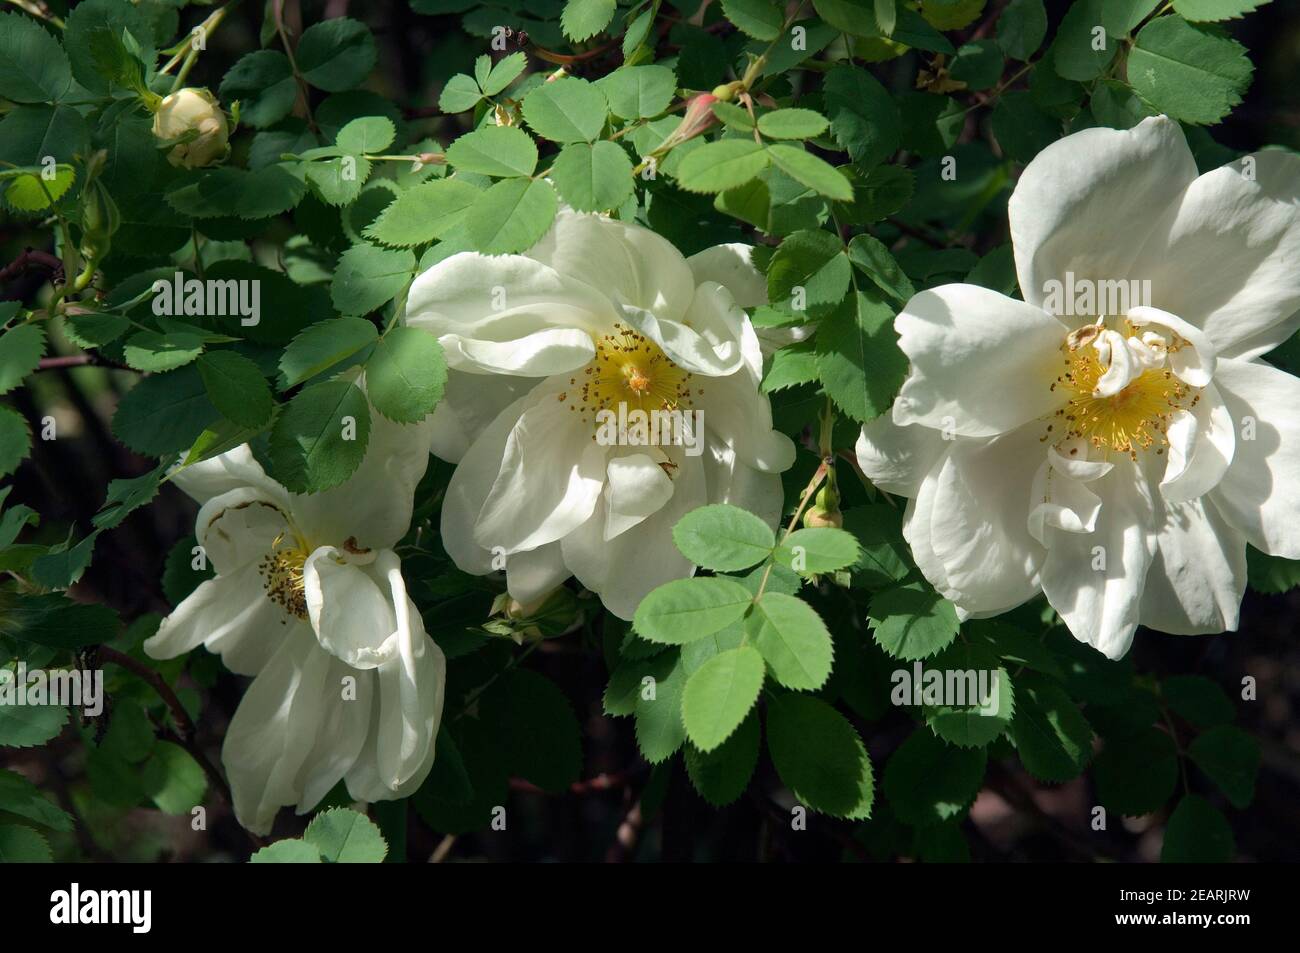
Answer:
(857, 116, 1300, 660)
(144, 410, 446, 834)
(405, 209, 795, 619)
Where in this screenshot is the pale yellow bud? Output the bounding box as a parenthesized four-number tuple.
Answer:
(152, 88, 230, 169)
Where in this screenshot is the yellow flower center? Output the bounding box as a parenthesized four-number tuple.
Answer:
(258, 532, 311, 620)
(558, 322, 697, 424)
(1046, 323, 1198, 459)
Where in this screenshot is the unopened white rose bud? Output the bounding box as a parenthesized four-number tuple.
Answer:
(152, 88, 230, 169)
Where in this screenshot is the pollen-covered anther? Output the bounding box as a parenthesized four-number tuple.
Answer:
(258, 533, 311, 620)
(571, 322, 695, 428)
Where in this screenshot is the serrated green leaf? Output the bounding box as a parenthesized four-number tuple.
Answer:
(997, 0, 1048, 60)
(446, 124, 538, 177)
(219, 50, 297, 128)
(268, 379, 371, 493)
(634, 577, 754, 645)
(0, 768, 71, 831)
(1171, 0, 1267, 21)
(746, 592, 833, 690)
(250, 839, 323, 863)
(0, 407, 31, 479)
(364, 178, 480, 248)
(365, 327, 446, 423)
(550, 140, 635, 212)
(0, 702, 66, 749)
(816, 289, 907, 424)
(1094, 725, 1180, 816)
(868, 579, 960, 660)
(296, 17, 377, 92)
(197, 350, 274, 428)
(280, 317, 378, 388)
(123, 330, 205, 372)
(304, 807, 388, 862)
(921, 643, 1015, 748)
(757, 108, 830, 140)
(521, 76, 608, 143)
(1161, 794, 1234, 862)
(767, 693, 874, 819)
(633, 649, 687, 763)
(775, 527, 861, 576)
(824, 64, 901, 169)
(672, 504, 775, 572)
(597, 65, 677, 120)
(1188, 724, 1259, 809)
(0, 12, 72, 103)
(0, 324, 45, 395)
(439, 73, 482, 114)
(0, 824, 52, 862)
(1004, 673, 1094, 782)
(684, 711, 760, 806)
(676, 139, 770, 194)
(466, 177, 558, 255)
(336, 116, 396, 154)
(883, 728, 986, 826)
(681, 645, 765, 751)
(722, 0, 783, 39)
(331, 244, 415, 316)
(1129, 15, 1254, 125)
(561, 0, 617, 42)
(765, 144, 853, 201)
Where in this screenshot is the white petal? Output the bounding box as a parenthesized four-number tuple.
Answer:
(562, 454, 705, 619)
(526, 209, 696, 322)
(505, 543, 571, 604)
(222, 625, 332, 835)
(891, 284, 1069, 437)
(1093, 329, 1141, 397)
(1159, 383, 1235, 504)
(429, 369, 538, 465)
(291, 404, 435, 552)
(194, 487, 291, 574)
(169, 444, 286, 507)
(404, 251, 616, 346)
(1131, 150, 1300, 361)
(686, 243, 768, 308)
(695, 358, 797, 473)
(1009, 116, 1197, 309)
(1040, 458, 1157, 659)
(1028, 447, 1106, 544)
(604, 453, 675, 540)
(303, 547, 399, 670)
(1139, 495, 1245, 635)
(922, 425, 1045, 613)
(1209, 357, 1300, 558)
(701, 442, 785, 529)
(472, 380, 607, 553)
(854, 414, 947, 498)
(439, 327, 595, 377)
(622, 290, 745, 377)
(145, 562, 284, 676)
(293, 655, 372, 813)
(1126, 305, 1217, 388)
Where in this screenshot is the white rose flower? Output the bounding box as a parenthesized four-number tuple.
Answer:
(144, 410, 445, 834)
(405, 209, 796, 619)
(856, 116, 1300, 659)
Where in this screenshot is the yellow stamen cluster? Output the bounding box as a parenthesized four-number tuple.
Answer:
(1047, 338, 1197, 459)
(258, 532, 311, 620)
(558, 322, 697, 428)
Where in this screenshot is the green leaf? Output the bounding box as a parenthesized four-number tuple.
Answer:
(746, 592, 834, 690)
(1051, 0, 1118, 81)
(0, 407, 31, 479)
(366, 327, 447, 423)
(884, 729, 986, 826)
(757, 108, 830, 140)
(1188, 724, 1259, 809)
(761, 339, 821, 393)
(766, 693, 874, 819)
(676, 139, 770, 194)
(1161, 794, 1234, 862)
(816, 288, 907, 424)
(480, 668, 582, 792)
(1103, 0, 1162, 33)
(0, 702, 66, 749)
(824, 65, 901, 169)
(446, 124, 538, 177)
(991, 90, 1061, 161)
(250, 839, 323, 863)
(0, 324, 45, 395)
(950, 40, 1004, 91)
(1246, 547, 1300, 594)
(681, 645, 766, 752)
(522, 76, 609, 143)
(633, 650, 688, 762)
(0, 824, 51, 862)
(113, 366, 218, 456)
(561, 0, 617, 41)
(364, 178, 480, 247)
(1163, 675, 1234, 728)
(868, 579, 960, 660)
(634, 577, 755, 645)
(296, 17, 377, 92)
(722, 0, 783, 39)
(219, 50, 297, 128)
(304, 154, 371, 207)
(91, 461, 168, 532)
(672, 504, 776, 572)
(466, 177, 558, 255)
(141, 741, 207, 814)
(1004, 673, 1094, 781)
(997, 0, 1048, 60)
(280, 317, 378, 388)
(813, 0, 880, 35)
(684, 711, 760, 806)
(1094, 725, 1179, 815)
(550, 140, 635, 212)
(1171, 0, 1268, 21)
(846, 234, 915, 305)
(123, 330, 205, 372)
(767, 228, 850, 317)
(331, 244, 415, 316)
(268, 379, 371, 493)
(775, 527, 862, 575)
(304, 807, 388, 862)
(482, 51, 527, 95)
(0, 13, 71, 103)
(63, 312, 129, 348)
(842, 504, 910, 585)
(921, 642, 1015, 748)
(62, 0, 154, 95)
(765, 144, 853, 201)
(0, 768, 71, 831)
(439, 73, 482, 114)
(1128, 15, 1254, 125)
(197, 351, 274, 428)
(598, 65, 677, 120)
